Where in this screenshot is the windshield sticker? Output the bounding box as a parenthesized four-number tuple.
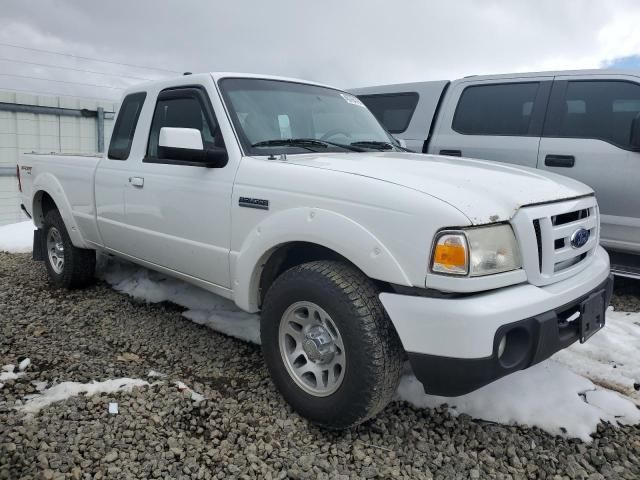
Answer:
(340, 93, 366, 107)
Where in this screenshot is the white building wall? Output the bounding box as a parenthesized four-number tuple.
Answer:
(0, 177, 21, 225)
(0, 91, 117, 226)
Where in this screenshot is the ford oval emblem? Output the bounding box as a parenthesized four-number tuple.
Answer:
(570, 228, 590, 249)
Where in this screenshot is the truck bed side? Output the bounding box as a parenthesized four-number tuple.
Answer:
(18, 153, 102, 248)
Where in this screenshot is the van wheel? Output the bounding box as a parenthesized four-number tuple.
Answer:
(261, 260, 404, 429)
(43, 209, 95, 289)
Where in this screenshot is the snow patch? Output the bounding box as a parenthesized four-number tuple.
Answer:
(185, 309, 260, 345)
(175, 381, 205, 403)
(0, 364, 25, 388)
(31, 381, 48, 392)
(0, 221, 35, 253)
(18, 358, 31, 371)
(18, 378, 149, 414)
(396, 360, 640, 442)
(554, 308, 640, 404)
(98, 257, 260, 344)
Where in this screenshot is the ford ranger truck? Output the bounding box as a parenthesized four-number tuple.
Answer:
(17, 72, 613, 429)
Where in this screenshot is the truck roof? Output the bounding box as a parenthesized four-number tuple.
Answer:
(123, 72, 336, 97)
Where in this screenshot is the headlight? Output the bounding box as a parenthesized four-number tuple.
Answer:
(431, 224, 521, 276)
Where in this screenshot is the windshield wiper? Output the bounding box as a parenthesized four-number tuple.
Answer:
(349, 141, 398, 151)
(351, 140, 412, 152)
(252, 138, 363, 152)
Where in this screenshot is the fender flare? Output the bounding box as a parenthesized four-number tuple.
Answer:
(31, 173, 90, 248)
(232, 207, 411, 312)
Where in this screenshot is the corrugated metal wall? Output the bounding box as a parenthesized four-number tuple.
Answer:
(0, 91, 117, 226)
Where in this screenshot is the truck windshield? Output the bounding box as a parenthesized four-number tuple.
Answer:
(218, 78, 401, 155)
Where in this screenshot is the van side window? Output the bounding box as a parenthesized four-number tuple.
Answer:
(146, 89, 223, 160)
(453, 83, 540, 136)
(545, 80, 640, 150)
(358, 92, 419, 133)
(107, 92, 146, 160)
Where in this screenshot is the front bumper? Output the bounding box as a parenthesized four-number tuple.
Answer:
(380, 246, 612, 396)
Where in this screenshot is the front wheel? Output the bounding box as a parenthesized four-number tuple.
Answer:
(261, 260, 405, 429)
(43, 209, 96, 289)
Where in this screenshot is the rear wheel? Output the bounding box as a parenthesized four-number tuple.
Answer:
(261, 260, 405, 429)
(43, 209, 95, 289)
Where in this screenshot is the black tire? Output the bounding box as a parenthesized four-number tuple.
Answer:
(43, 209, 96, 289)
(261, 260, 405, 429)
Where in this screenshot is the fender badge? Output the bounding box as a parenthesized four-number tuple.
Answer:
(239, 197, 269, 210)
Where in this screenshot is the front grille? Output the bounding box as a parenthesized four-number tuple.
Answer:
(533, 219, 542, 271)
(512, 196, 599, 286)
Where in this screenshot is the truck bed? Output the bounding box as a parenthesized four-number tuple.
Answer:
(18, 152, 102, 247)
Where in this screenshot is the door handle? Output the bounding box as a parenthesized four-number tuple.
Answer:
(129, 176, 144, 187)
(545, 154, 575, 168)
(439, 149, 462, 157)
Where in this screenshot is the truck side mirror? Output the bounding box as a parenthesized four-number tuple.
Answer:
(630, 114, 640, 151)
(158, 127, 227, 167)
(159, 127, 203, 151)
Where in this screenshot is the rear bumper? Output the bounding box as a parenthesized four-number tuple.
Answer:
(380, 246, 612, 396)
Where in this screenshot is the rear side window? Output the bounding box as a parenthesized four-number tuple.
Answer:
(358, 92, 419, 133)
(453, 82, 540, 136)
(546, 80, 640, 149)
(107, 92, 146, 160)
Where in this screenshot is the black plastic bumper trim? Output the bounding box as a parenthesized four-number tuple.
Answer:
(408, 274, 614, 397)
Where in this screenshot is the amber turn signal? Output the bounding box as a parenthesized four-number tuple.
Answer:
(431, 233, 469, 275)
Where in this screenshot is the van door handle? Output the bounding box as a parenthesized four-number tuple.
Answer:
(129, 176, 144, 187)
(545, 155, 575, 168)
(440, 149, 462, 157)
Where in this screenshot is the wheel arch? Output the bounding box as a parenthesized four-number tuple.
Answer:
(232, 207, 412, 312)
(31, 174, 89, 248)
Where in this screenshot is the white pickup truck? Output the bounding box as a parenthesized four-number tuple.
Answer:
(18, 72, 613, 429)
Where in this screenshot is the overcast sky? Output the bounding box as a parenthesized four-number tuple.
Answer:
(2, 0, 640, 101)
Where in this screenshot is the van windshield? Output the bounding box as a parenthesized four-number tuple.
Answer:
(218, 78, 401, 155)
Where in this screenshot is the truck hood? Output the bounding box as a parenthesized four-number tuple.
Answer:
(280, 152, 593, 224)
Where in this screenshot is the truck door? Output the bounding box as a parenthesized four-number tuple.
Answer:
(538, 75, 640, 256)
(95, 92, 147, 254)
(122, 86, 233, 288)
(429, 77, 552, 168)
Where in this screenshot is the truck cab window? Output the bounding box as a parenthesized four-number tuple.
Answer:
(358, 92, 419, 134)
(453, 82, 540, 136)
(147, 94, 223, 159)
(107, 92, 146, 160)
(547, 80, 640, 149)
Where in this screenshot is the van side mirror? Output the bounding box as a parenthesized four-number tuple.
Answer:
(158, 127, 228, 167)
(630, 114, 640, 151)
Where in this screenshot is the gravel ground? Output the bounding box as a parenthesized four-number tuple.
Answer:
(1, 252, 639, 480)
